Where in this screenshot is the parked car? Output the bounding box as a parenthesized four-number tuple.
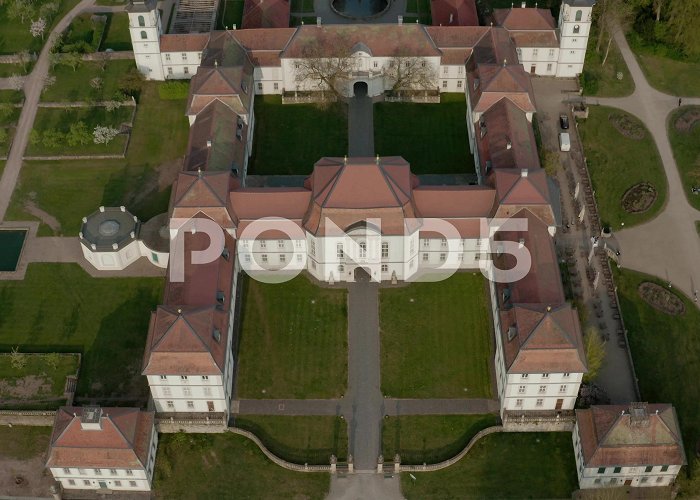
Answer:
(559, 114, 569, 130)
(559, 132, 571, 152)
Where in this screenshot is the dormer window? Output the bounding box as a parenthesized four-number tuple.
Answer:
(212, 329, 221, 343)
(473, 78, 480, 90)
(222, 248, 230, 260)
(241, 81, 247, 93)
(216, 291, 225, 304)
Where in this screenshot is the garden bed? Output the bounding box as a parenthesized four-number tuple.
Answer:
(674, 108, 700, 133)
(621, 182, 657, 214)
(638, 282, 685, 316)
(0, 353, 80, 409)
(609, 112, 645, 140)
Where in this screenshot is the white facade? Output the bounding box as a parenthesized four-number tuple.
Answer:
(572, 424, 682, 489)
(162, 50, 204, 79)
(438, 64, 467, 93)
(516, 46, 560, 76)
(50, 428, 158, 492)
(556, 1, 594, 77)
(127, 6, 164, 80)
(81, 239, 142, 270)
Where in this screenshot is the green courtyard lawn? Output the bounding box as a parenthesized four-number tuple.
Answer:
(0, 63, 31, 77)
(0, 264, 163, 399)
(577, 106, 666, 229)
(374, 93, 474, 174)
(0, 90, 24, 104)
(27, 106, 132, 156)
(0, 0, 81, 55)
(234, 416, 348, 464)
(0, 426, 52, 460)
(380, 272, 493, 399)
(614, 267, 700, 495)
(154, 433, 330, 499)
(401, 432, 577, 498)
(7, 83, 188, 236)
(41, 60, 136, 102)
(290, 0, 314, 13)
(405, 0, 431, 24)
(236, 275, 348, 399)
(100, 13, 132, 51)
(383, 414, 499, 465)
(249, 95, 348, 175)
(668, 106, 700, 211)
(0, 353, 80, 409)
(216, 0, 245, 29)
(581, 26, 635, 98)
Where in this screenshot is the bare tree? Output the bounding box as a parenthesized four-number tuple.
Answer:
(293, 33, 355, 98)
(95, 49, 112, 72)
(29, 17, 47, 39)
(10, 346, 27, 370)
(42, 74, 56, 93)
(17, 49, 31, 71)
(594, 0, 636, 65)
(8, 74, 24, 91)
(384, 54, 437, 95)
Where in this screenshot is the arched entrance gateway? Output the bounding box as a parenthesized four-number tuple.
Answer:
(353, 81, 368, 98)
(353, 266, 371, 282)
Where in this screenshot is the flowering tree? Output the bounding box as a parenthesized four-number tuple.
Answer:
(42, 74, 56, 93)
(8, 74, 24, 91)
(90, 77, 103, 89)
(30, 17, 46, 39)
(104, 100, 123, 112)
(93, 125, 120, 144)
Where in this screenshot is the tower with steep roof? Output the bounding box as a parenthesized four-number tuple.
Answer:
(127, 0, 164, 80)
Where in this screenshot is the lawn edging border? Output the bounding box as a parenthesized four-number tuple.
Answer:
(398, 425, 503, 472)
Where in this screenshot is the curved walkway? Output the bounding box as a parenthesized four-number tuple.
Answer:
(0, 0, 95, 222)
(589, 29, 700, 302)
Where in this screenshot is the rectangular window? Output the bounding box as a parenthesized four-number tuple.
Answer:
(165, 53, 171, 61)
(84, 480, 91, 486)
(94, 469, 102, 475)
(381, 264, 388, 272)
(641, 477, 648, 483)
(115, 480, 122, 487)
(521, 373, 528, 379)
(381, 242, 388, 258)
(166, 401, 174, 408)
(518, 385, 526, 394)
(260, 240, 267, 248)
(515, 399, 523, 406)
(257, 82, 263, 91)
(110, 469, 117, 476)
(244, 254, 251, 263)
(126, 469, 133, 476)
(439, 253, 446, 262)
(78, 468, 86, 475)
(310, 240, 315, 256)
(656, 477, 664, 483)
(542, 373, 549, 378)
(130, 481, 137, 487)
(278, 239, 285, 249)
(204, 387, 212, 396)
(187, 401, 195, 409)
(536, 398, 543, 407)
(661, 465, 669, 472)
(181, 375, 188, 381)
(645, 466, 653, 473)
(338, 264, 344, 273)
(422, 253, 428, 262)
(262, 254, 268, 263)
(184, 66, 189, 75)
(594, 478, 602, 484)
(296, 254, 302, 262)
(373, 61, 378, 68)
(337, 243, 344, 260)
(167, 67, 173, 75)
(279, 254, 286, 263)
(441, 238, 447, 247)
(563, 373, 570, 377)
(539, 385, 547, 394)
(68, 479, 75, 486)
(182, 387, 191, 397)
(181, 52, 187, 61)
(549, 48, 555, 57)
(63, 468, 71, 474)
(443, 66, 448, 74)
(598, 467, 606, 474)
(160, 375, 167, 380)
(458, 66, 463, 75)
(559, 385, 567, 393)
(532, 48, 538, 56)
(546, 63, 552, 72)
(274, 82, 279, 90)
(162, 387, 171, 396)
(442, 80, 447, 88)
(613, 467, 622, 473)
(457, 80, 463, 88)
(359, 242, 367, 258)
(202, 375, 209, 382)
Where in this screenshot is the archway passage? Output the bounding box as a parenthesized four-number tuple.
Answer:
(353, 81, 368, 98)
(353, 266, 371, 282)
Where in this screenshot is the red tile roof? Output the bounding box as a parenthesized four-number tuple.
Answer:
(430, 0, 479, 27)
(160, 33, 210, 52)
(242, 0, 290, 29)
(493, 7, 556, 30)
(282, 25, 441, 59)
(230, 187, 312, 234)
(508, 30, 559, 48)
(577, 404, 686, 468)
(47, 407, 154, 469)
(425, 25, 489, 47)
(172, 170, 238, 229)
(501, 303, 587, 373)
(468, 63, 536, 114)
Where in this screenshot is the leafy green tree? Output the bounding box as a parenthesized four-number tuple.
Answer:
(667, 0, 700, 56)
(0, 103, 14, 122)
(29, 129, 40, 145)
(42, 128, 65, 148)
(0, 128, 8, 145)
(59, 51, 83, 72)
(7, 0, 36, 24)
(45, 352, 61, 370)
(67, 121, 91, 146)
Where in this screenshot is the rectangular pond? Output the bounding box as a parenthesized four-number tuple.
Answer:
(0, 229, 27, 272)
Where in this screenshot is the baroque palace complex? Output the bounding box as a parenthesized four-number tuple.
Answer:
(44, 0, 686, 494)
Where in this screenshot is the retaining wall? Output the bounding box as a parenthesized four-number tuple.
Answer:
(0, 410, 55, 426)
(155, 417, 227, 433)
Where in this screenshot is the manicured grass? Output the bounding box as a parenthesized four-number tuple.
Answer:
(577, 106, 666, 229)
(291, 16, 318, 26)
(401, 432, 578, 499)
(668, 106, 700, 211)
(383, 414, 499, 465)
(234, 416, 347, 464)
(374, 93, 474, 174)
(101, 13, 132, 51)
(154, 433, 330, 499)
(216, 0, 245, 29)
(42, 60, 135, 102)
(7, 84, 188, 236)
(0, 63, 30, 77)
(249, 95, 347, 175)
(236, 275, 348, 399)
(614, 267, 700, 495)
(627, 34, 700, 97)
(0, 90, 24, 104)
(27, 106, 132, 156)
(0, 264, 163, 399)
(0, 353, 80, 409)
(380, 272, 493, 399)
(581, 26, 635, 98)
(0, 426, 51, 460)
(0, 0, 81, 55)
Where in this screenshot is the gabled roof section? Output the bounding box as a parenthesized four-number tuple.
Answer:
(47, 407, 154, 469)
(173, 170, 233, 209)
(160, 33, 210, 52)
(502, 303, 587, 374)
(577, 404, 687, 468)
(493, 7, 557, 30)
(493, 169, 549, 206)
(242, 0, 290, 29)
(470, 26, 519, 65)
(430, 0, 479, 27)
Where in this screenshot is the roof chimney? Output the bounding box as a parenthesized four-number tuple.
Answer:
(449, 13, 453, 23)
(521, 169, 528, 177)
(521, 1, 526, 7)
(376, 154, 380, 165)
(503, 58, 507, 67)
(206, 139, 212, 148)
(316, 16, 321, 26)
(546, 305, 551, 312)
(198, 167, 202, 178)
(398, 15, 403, 25)
(506, 138, 512, 149)
(214, 60, 218, 67)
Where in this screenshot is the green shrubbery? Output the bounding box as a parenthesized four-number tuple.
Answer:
(157, 81, 190, 100)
